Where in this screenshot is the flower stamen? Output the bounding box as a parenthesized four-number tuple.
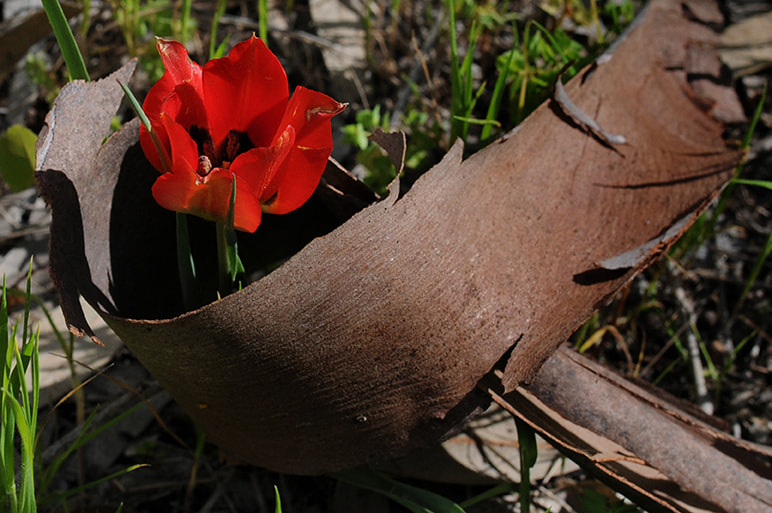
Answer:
(197, 155, 213, 177)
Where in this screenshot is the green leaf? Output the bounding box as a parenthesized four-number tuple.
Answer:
(226, 175, 245, 282)
(118, 80, 171, 173)
(0, 125, 38, 191)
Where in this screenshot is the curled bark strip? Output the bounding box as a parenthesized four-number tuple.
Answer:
(39, 0, 743, 473)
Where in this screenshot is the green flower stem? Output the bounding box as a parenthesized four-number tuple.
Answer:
(216, 175, 246, 297)
(119, 80, 196, 309)
(515, 417, 537, 512)
(216, 221, 230, 296)
(176, 213, 198, 311)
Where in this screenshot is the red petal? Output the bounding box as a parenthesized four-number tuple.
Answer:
(152, 115, 263, 232)
(143, 39, 204, 121)
(160, 113, 199, 175)
(259, 86, 346, 215)
(139, 120, 172, 173)
(152, 170, 263, 232)
(157, 39, 202, 85)
(203, 36, 289, 149)
(160, 86, 208, 132)
(141, 39, 205, 172)
(232, 125, 296, 203)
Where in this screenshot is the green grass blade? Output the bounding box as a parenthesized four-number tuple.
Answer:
(733, 178, 772, 191)
(703, 84, 767, 240)
(41, 0, 89, 81)
(459, 483, 516, 509)
(274, 485, 282, 513)
(482, 29, 517, 143)
(117, 80, 171, 173)
(0, 277, 8, 375)
(258, 0, 269, 46)
(334, 467, 466, 513)
(209, 0, 228, 60)
(447, 0, 462, 143)
(180, 0, 193, 42)
(1, 389, 36, 512)
(737, 224, 772, 312)
(21, 259, 32, 350)
(742, 82, 767, 150)
(49, 464, 150, 502)
(39, 401, 144, 498)
(1, 277, 18, 513)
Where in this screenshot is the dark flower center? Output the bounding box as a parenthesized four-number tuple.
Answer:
(189, 126, 253, 178)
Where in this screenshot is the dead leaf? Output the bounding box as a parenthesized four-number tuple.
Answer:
(719, 11, 772, 75)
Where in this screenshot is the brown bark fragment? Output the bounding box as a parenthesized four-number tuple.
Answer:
(37, 0, 744, 473)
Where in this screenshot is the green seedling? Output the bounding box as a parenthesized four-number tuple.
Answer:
(1, 266, 39, 513)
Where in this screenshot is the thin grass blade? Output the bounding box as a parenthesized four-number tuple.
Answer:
(41, 0, 89, 81)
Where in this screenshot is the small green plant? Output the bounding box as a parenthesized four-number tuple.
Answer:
(603, 0, 636, 35)
(342, 106, 396, 194)
(0, 263, 149, 511)
(104, 0, 200, 83)
(342, 106, 437, 195)
(447, 0, 487, 144)
(1, 269, 40, 513)
(498, 22, 586, 125)
(23, 53, 60, 105)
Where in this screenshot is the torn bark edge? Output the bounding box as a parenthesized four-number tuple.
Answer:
(369, 127, 407, 207)
(572, 184, 723, 289)
(552, 77, 627, 148)
(35, 168, 105, 346)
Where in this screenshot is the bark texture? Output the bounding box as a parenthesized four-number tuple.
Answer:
(38, 0, 744, 473)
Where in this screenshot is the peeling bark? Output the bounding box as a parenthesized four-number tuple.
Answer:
(38, 0, 744, 474)
(490, 348, 772, 513)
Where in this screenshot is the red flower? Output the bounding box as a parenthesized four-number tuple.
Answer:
(139, 36, 346, 232)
